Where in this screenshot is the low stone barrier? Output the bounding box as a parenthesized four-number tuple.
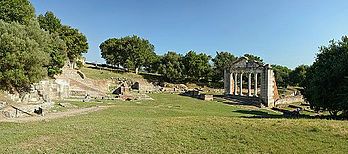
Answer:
(200, 94, 214, 101)
(275, 95, 304, 105)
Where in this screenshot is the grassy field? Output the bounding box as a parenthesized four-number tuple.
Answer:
(80, 67, 144, 80)
(0, 94, 347, 153)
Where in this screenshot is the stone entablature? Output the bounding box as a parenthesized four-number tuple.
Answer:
(224, 57, 279, 107)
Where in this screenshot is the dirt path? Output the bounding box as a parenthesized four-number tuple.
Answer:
(0, 106, 110, 123)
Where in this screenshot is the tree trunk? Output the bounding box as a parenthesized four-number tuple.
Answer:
(135, 67, 139, 74)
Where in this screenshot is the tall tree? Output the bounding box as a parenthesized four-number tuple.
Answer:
(303, 37, 348, 116)
(59, 25, 88, 62)
(37, 11, 62, 33)
(158, 52, 185, 82)
(212, 51, 237, 81)
(182, 51, 211, 82)
(289, 65, 309, 87)
(271, 65, 291, 88)
(0, 20, 51, 94)
(0, 0, 35, 25)
(37, 11, 67, 76)
(100, 35, 156, 73)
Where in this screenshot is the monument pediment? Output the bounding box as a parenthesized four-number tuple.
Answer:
(228, 57, 264, 69)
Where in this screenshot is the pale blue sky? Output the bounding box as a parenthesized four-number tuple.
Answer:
(30, 0, 348, 68)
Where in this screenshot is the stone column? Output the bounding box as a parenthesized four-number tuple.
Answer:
(254, 73, 258, 96)
(234, 73, 238, 95)
(223, 69, 229, 95)
(240, 73, 243, 96)
(229, 73, 234, 95)
(248, 73, 252, 96)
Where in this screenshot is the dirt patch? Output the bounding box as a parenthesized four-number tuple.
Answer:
(0, 106, 111, 123)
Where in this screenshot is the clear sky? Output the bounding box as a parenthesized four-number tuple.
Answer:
(30, 0, 348, 69)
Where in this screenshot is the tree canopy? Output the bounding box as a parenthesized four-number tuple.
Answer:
(100, 35, 156, 73)
(271, 65, 291, 88)
(0, 0, 35, 25)
(182, 51, 211, 82)
(244, 53, 263, 63)
(289, 65, 309, 87)
(38, 11, 62, 34)
(59, 25, 88, 62)
(212, 51, 237, 81)
(0, 20, 51, 93)
(158, 52, 185, 82)
(303, 37, 348, 116)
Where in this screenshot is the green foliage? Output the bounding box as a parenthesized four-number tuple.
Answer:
(76, 61, 83, 69)
(0, 0, 35, 25)
(289, 65, 309, 87)
(37, 11, 62, 33)
(212, 51, 237, 81)
(182, 51, 212, 82)
(158, 51, 185, 82)
(244, 53, 263, 63)
(100, 35, 156, 73)
(59, 25, 88, 62)
(272, 64, 291, 88)
(46, 33, 67, 76)
(0, 20, 50, 93)
(303, 36, 348, 116)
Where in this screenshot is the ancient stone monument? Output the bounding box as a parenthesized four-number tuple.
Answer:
(224, 57, 279, 107)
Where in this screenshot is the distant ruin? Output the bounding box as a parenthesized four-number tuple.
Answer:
(224, 57, 279, 107)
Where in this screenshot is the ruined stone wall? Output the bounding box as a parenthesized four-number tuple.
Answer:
(7, 79, 70, 104)
(275, 95, 304, 106)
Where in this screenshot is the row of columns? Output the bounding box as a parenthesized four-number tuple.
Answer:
(231, 72, 258, 97)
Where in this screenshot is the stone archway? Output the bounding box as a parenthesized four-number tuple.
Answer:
(224, 57, 279, 107)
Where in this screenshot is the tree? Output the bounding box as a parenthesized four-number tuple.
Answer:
(59, 25, 88, 62)
(211, 51, 237, 81)
(100, 35, 156, 73)
(0, 0, 35, 25)
(244, 53, 263, 63)
(47, 33, 67, 76)
(289, 65, 309, 87)
(37, 11, 67, 76)
(0, 20, 51, 94)
(272, 65, 291, 88)
(182, 51, 211, 82)
(37, 11, 62, 33)
(158, 52, 185, 82)
(303, 36, 348, 116)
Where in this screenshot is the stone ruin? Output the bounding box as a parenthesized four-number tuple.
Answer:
(1, 79, 70, 118)
(224, 57, 279, 107)
(182, 89, 214, 101)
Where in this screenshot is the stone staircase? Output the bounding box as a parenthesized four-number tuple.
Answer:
(224, 95, 263, 107)
(56, 67, 108, 97)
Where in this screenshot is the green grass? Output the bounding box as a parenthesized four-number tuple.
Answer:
(0, 94, 347, 153)
(80, 67, 144, 80)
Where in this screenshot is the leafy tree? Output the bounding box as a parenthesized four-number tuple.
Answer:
(244, 53, 263, 63)
(47, 33, 67, 76)
(271, 65, 291, 88)
(37, 11, 62, 33)
(182, 51, 211, 82)
(100, 35, 156, 73)
(211, 51, 237, 81)
(0, 20, 51, 94)
(59, 25, 88, 62)
(289, 65, 309, 87)
(303, 37, 348, 116)
(0, 0, 35, 25)
(158, 52, 185, 82)
(37, 11, 68, 76)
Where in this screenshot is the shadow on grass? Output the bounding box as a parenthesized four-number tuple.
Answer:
(233, 109, 347, 120)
